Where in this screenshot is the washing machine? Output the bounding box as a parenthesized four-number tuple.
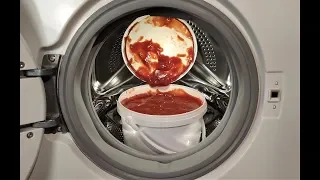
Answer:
(20, 0, 300, 179)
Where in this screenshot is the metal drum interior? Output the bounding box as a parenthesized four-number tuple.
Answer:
(90, 15, 232, 148)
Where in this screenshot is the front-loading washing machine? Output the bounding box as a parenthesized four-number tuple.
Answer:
(20, 0, 300, 179)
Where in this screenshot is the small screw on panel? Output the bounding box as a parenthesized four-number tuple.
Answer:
(275, 81, 278, 85)
(20, 62, 25, 69)
(49, 55, 56, 62)
(26, 132, 33, 139)
(273, 105, 276, 109)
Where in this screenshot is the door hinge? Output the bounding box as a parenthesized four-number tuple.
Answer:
(20, 68, 57, 78)
(20, 54, 69, 134)
(20, 54, 62, 78)
(32, 119, 58, 129)
(31, 114, 68, 133)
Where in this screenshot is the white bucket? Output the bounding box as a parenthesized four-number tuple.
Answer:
(117, 84, 207, 154)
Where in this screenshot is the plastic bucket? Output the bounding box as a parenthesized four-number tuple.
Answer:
(117, 84, 207, 154)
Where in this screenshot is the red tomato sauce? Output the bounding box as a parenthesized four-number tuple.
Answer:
(146, 16, 192, 39)
(121, 88, 203, 115)
(126, 40, 194, 86)
(125, 16, 194, 86)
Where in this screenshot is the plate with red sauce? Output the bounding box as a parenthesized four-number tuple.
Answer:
(121, 15, 198, 87)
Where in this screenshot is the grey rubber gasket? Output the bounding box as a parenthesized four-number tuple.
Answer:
(58, 0, 260, 179)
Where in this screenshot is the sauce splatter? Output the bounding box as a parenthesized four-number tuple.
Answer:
(137, 36, 144, 42)
(126, 39, 193, 86)
(177, 35, 184, 41)
(177, 54, 186, 57)
(186, 47, 194, 62)
(125, 36, 131, 43)
(146, 16, 192, 39)
(121, 89, 203, 115)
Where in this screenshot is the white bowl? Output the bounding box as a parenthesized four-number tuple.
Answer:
(117, 84, 207, 154)
(121, 15, 198, 86)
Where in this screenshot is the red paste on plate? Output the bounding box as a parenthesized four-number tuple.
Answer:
(121, 88, 202, 115)
(127, 40, 193, 86)
(125, 16, 194, 86)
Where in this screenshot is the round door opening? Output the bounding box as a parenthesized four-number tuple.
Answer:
(58, 1, 259, 179)
(90, 14, 231, 155)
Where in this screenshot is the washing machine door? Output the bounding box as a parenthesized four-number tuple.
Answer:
(20, 35, 46, 180)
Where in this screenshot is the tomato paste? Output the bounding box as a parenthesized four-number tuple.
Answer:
(127, 40, 194, 86)
(146, 16, 192, 39)
(125, 16, 194, 86)
(121, 88, 202, 115)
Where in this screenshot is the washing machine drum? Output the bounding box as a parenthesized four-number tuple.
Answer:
(57, 0, 259, 179)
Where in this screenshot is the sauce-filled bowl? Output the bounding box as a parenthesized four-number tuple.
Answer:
(117, 84, 207, 154)
(121, 15, 198, 86)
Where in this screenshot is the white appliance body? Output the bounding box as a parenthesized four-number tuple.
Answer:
(20, 0, 300, 179)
